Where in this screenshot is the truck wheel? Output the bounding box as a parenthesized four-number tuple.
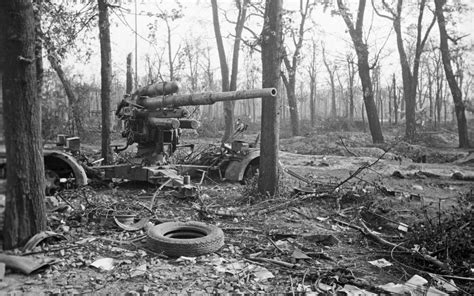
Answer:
(241, 161, 259, 184)
(146, 221, 224, 257)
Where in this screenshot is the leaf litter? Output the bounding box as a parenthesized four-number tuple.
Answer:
(0, 132, 473, 294)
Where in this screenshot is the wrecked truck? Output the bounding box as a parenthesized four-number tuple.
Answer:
(0, 135, 88, 195)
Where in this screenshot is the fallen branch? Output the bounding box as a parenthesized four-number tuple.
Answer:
(149, 178, 173, 210)
(221, 227, 262, 233)
(332, 150, 389, 193)
(338, 136, 358, 157)
(248, 257, 296, 269)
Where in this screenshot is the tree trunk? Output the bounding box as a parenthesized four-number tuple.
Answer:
(393, 76, 398, 124)
(166, 20, 173, 81)
(211, 0, 232, 142)
(259, 0, 282, 196)
(1, 0, 46, 249)
(322, 45, 336, 118)
(337, 0, 384, 143)
(47, 54, 83, 136)
(126, 53, 133, 94)
(309, 74, 316, 127)
(281, 74, 299, 136)
(434, 0, 469, 148)
(98, 0, 113, 163)
(347, 56, 355, 121)
(33, 0, 43, 106)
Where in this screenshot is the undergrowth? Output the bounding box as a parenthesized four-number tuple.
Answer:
(404, 194, 473, 293)
(239, 171, 293, 205)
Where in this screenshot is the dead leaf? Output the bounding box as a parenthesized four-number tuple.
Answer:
(215, 261, 246, 275)
(130, 264, 147, 277)
(291, 248, 311, 260)
(90, 258, 115, 271)
(251, 266, 274, 281)
(368, 258, 392, 268)
(339, 284, 377, 296)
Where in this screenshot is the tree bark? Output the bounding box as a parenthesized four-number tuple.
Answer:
(126, 53, 133, 94)
(337, 0, 384, 143)
(98, 0, 113, 163)
(347, 55, 355, 121)
(434, 0, 469, 148)
(393, 74, 398, 124)
(33, 0, 43, 106)
(281, 72, 299, 135)
(308, 42, 317, 127)
(47, 54, 83, 136)
(259, 0, 282, 196)
(1, 0, 46, 249)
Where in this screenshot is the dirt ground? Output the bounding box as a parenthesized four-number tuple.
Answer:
(0, 130, 473, 295)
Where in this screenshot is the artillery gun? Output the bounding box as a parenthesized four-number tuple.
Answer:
(97, 81, 276, 195)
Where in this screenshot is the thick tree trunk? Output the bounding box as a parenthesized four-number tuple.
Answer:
(337, 0, 384, 143)
(98, 0, 113, 163)
(33, 0, 43, 105)
(259, 0, 282, 196)
(1, 0, 46, 249)
(435, 0, 469, 148)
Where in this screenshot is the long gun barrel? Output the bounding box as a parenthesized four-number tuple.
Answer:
(136, 88, 277, 110)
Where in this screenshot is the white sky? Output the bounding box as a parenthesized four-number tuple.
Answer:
(64, 0, 474, 89)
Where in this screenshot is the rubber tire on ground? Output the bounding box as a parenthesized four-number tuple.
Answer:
(146, 221, 224, 257)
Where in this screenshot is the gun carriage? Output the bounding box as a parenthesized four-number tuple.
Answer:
(96, 81, 276, 196)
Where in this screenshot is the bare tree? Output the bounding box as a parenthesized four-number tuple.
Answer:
(321, 43, 337, 117)
(1, 0, 46, 249)
(183, 38, 202, 92)
(346, 53, 357, 121)
(372, 0, 436, 140)
(281, 0, 315, 136)
(337, 0, 384, 143)
(259, 0, 282, 196)
(434, 0, 469, 147)
(211, 0, 249, 142)
(47, 54, 84, 136)
(155, 6, 184, 81)
(307, 41, 318, 127)
(98, 0, 113, 164)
